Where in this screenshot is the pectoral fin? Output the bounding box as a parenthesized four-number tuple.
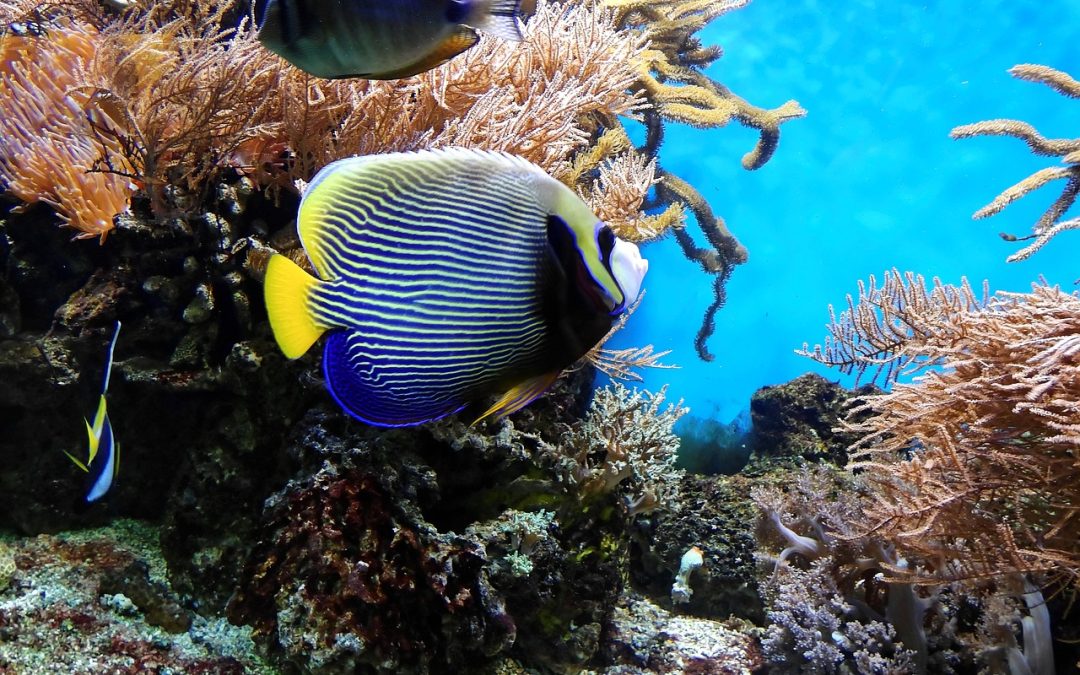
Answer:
(472, 370, 561, 425)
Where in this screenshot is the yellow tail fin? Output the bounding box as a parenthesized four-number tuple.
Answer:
(264, 253, 326, 359)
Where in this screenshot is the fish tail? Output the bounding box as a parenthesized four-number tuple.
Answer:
(265, 253, 327, 359)
(478, 0, 527, 41)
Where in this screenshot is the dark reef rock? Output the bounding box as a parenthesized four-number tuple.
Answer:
(747, 372, 877, 465)
(228, 463, 514, 674)
(629, 473, 765, 625)
(226, 397, 629, 674)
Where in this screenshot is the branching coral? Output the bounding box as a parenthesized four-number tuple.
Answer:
(803, 269, 1080, 594)
(951, 64, 1080, 262)
(1, 0, 802, 373)
(599, 0, 806, 360)
(556, 382, 687, 514)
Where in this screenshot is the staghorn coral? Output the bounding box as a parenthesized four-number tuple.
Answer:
(802, 269, 1080, 594)
(951, 64, 1080, 262)
(556, 382, 687, 514)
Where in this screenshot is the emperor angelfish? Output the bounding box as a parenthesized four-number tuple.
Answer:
(264, 148, 648, 427)
(254, 0, 534, 80)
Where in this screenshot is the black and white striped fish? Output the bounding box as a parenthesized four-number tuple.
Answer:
(254, 0, 534, 80)
(264, 148, 648, 427)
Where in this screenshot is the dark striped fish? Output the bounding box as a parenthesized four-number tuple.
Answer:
(264, 148, 648, 427)
(254, 0, 534, 80)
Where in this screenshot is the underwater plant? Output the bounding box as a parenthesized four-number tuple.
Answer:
(0, 0, 803, 364)
(802, 270, 1080, 595)
(951, 64, 1080, 261)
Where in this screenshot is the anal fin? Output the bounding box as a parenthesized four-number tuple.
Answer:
(472, 370, 561, 425)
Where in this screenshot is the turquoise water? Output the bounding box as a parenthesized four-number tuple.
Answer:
(611, 0, 1079, 427)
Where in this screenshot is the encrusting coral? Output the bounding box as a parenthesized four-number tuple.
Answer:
(951, 64, 1080, 261)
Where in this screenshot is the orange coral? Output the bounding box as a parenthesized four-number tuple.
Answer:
(0, 18, 136, 242)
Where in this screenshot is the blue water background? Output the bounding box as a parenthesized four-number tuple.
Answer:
(610, 0, 1079, 427)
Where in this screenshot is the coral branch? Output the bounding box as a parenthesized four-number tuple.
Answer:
(805, 272, 1080, 592)
(951, 65, 1080, 259)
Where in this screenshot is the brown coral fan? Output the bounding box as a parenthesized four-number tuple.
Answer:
(951, 64, 1080, 262)
(803, 269, 1080, 592)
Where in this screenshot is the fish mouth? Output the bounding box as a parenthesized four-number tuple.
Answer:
(611, 238, 647, 309)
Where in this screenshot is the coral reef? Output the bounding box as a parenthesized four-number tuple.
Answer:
(951, 64, 1080, 261)
(803, 270, 1080, 593)
(0, 0, 803, 363)
(0, 0, 811, 671)
(747, 463, 1068, 674)
(630, 472, 764, 623)
(0, 520, 271, 673)
(600, 592, 764, 673)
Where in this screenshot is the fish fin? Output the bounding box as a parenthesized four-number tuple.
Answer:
(64, 449, 90, 473)
(101, 320, 121, 395)
(264, 253, 327, 359)
(90, 394, 107, 437)
(322, 331, 467, 426)
(372, 27, 478, 79)
(472, 370, 561, 425)
(477, 0, 526, 41)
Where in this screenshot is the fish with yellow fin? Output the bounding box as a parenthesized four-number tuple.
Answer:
(254, 0, 535, 80)
(64, 321, 121, 503)
(264, 148, 648, 427)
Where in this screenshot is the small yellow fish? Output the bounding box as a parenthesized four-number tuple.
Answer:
(255, 0, 535, 80)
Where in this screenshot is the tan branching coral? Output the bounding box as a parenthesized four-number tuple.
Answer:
(1, 0, 802, 378)
(558, 382, 687, 513)
(803, 269, 1080, 592)
(1, 0, 651, 238)
(951, 65, 1080, 262)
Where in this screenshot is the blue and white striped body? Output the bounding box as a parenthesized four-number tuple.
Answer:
(264, 148, 648, 427)
(303, 152, 569, 425)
